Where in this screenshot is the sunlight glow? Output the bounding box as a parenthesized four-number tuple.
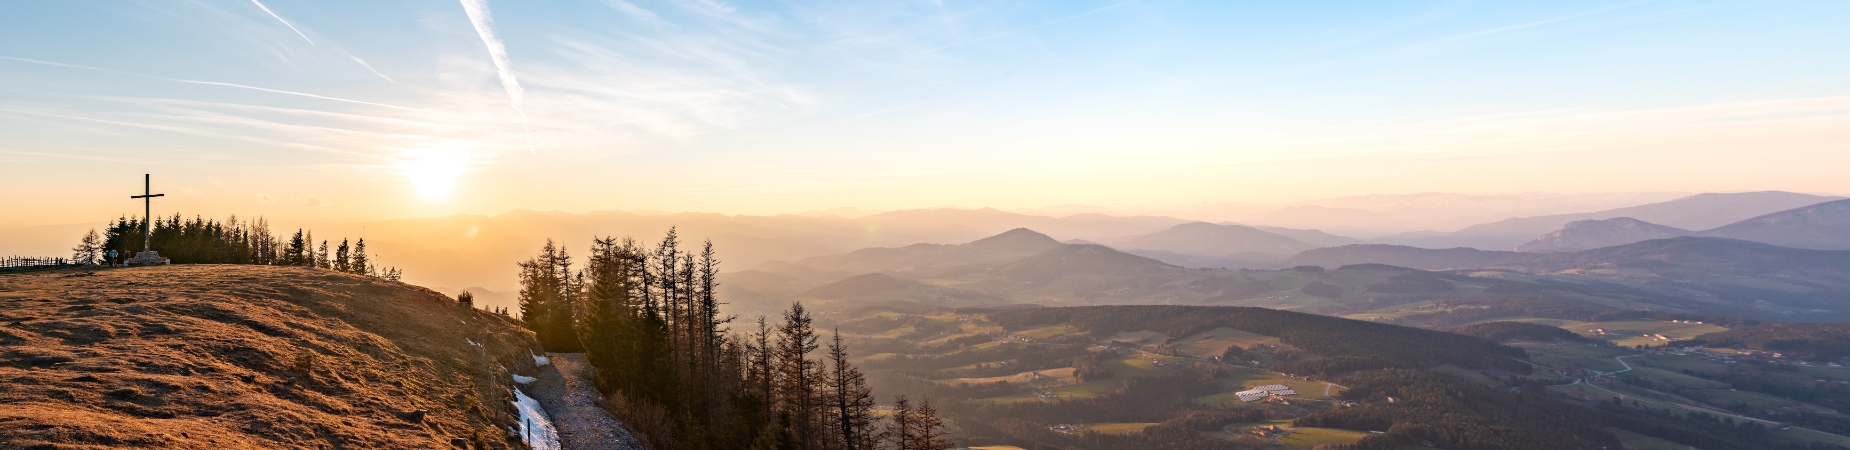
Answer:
(396, 150, 471, 200)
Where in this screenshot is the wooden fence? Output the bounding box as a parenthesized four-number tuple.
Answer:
(0, 256, 91, 272)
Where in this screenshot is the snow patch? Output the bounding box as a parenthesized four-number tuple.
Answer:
(466, 339, 483, 348)
(513, 374, 537, 384)
(511, 387, 561, 450)
(531, 351, 550, 367)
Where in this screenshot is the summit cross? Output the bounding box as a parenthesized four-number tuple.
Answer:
(129, 174, 163, 253)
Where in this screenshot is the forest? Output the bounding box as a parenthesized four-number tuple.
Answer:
(986, 305, 1534, 375)
(69, 214, 399, 278)
(1291, 369, 1818, 450)
(1448, 321, 1593, 343)
(510, 230, 949, 450)
(1686, 323, 1850, 361)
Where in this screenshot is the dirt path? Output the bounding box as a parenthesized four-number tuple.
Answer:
(528, 353, 645, 450)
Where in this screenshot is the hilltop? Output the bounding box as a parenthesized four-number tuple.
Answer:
(0, 265, 543, 449)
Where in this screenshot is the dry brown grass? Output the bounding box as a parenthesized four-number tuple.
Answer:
(0, 265, 543, 449)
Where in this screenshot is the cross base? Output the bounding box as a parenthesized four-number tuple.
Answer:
(124, 251, 169, 267)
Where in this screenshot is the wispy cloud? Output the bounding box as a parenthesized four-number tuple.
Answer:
(0, 56, 434, 113)
(248, 0, 315, 46)
(458, 0, 535, 152)
(672, 0, 738, 17)
(349, 56, 397, 83)
(602, 0, 675, 28)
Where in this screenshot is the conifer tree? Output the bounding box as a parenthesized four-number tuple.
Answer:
(335, 239, 351, 272)
(907, 398, 949, 450)
(316, 240, 329, 269)
(72, 228, 103, 264)
(351, 238, 371, 275)
(776, 302, 822, 446)
(286, 229, 308, 266)
(517, 240, 580, 351)
(885, 395, 914, 450)
(827, 330, 876, 450)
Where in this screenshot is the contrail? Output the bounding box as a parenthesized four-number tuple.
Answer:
(0, 56, 440, 114)
(350, 56, 397, 83)
(249, 0, 315, 46)
(458, 0, 536, 153)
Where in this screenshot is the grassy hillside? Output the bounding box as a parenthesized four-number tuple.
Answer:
(0, 265, 541, 449)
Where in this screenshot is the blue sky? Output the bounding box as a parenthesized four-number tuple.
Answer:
(3, 0, 1848, 225)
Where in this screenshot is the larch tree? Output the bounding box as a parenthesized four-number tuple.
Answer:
(827, 330, 876, 450)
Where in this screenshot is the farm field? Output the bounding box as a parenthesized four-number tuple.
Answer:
(1083, 422, 1159, 435)
(1173, 326, 1281, 359)
(1565, 319, 1729, 347)
(940, 367, 1076, 385)
(1621, 366, 1730, 389)
(1194, 368, 1336, 407)
(1606, 427, 1695, 450)
(1517, 343, 1633, 372)
(1277, 426, 1370, 449)
(1702, 389, 1841, 415)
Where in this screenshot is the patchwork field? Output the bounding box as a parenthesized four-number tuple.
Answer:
(940, 367, 1077, 385)
(1516, 342, 1633, 372)
(1606, 427, 1695, 450)
(1173, 326, 1281, 359)
(1277, 426, 1369, 449)
(1083, 422, 1159, 435)
(1566, 319, 1728, 347)
(1194, 368, 1337, 407)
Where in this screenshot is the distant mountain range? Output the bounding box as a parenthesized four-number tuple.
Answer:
(1515, 218, 1692, 252)
(1375, 191, 1842, 250)
(1517, 199, 1850, 252)
(1102, 222, 1314, 257)
(727, 226, 1850, 321)
(244, 190, 1842, 294)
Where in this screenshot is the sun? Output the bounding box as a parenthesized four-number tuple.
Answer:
(396, 151, 470, 199)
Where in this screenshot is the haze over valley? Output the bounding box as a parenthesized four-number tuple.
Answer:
(7, 1, 1850, 449)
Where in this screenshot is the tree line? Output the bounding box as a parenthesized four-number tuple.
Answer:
(513, 229, 949, 450)
(986, 305, 1533, 376)
(70, 214, 400, 279)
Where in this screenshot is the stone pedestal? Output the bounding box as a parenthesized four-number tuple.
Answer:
(124, 251, 169, 267)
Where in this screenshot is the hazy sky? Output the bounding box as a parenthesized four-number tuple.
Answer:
(3, 0, 1848, 226)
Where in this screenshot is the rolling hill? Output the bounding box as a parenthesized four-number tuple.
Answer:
(1104, 222, 1314, 258)
(0, 265, 543, 449)
(1516, 217, 1692, 253)
(1703, 198, 1850, 250)
(1516, 198, 1850, 252)
(1378, 191, 1841, 250)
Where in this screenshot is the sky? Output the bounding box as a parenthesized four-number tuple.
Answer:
(3, 0, 1849, 227)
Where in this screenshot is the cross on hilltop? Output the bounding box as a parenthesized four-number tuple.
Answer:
(125, 174, 169, 266)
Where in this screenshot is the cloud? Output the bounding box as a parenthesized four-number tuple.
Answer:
(0, 56, 436, 114)
(293, 197, 326, 207)
(248, 0, 315, 45)
(349, 56, 396, 83)
(258, 194, 276, 203)
(672, 0, 737, 17)
(457, 0, 536, 152)
(602, 0, 675, 28)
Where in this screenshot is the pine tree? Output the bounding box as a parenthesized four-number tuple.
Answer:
(72, 228, 103, 265)
(748, 316, 776, 422)
(518, 240, 580, 352)
(285, 229, 308, 266)
(316, 240, 329, 269)
(776, 302, 822, 446)
(335, 239, 351, 273)
(884, 395, 914, 450)
(351, 238, 371, 275)
(907, 398, 949, 450)
(827, 330, 876, 450)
